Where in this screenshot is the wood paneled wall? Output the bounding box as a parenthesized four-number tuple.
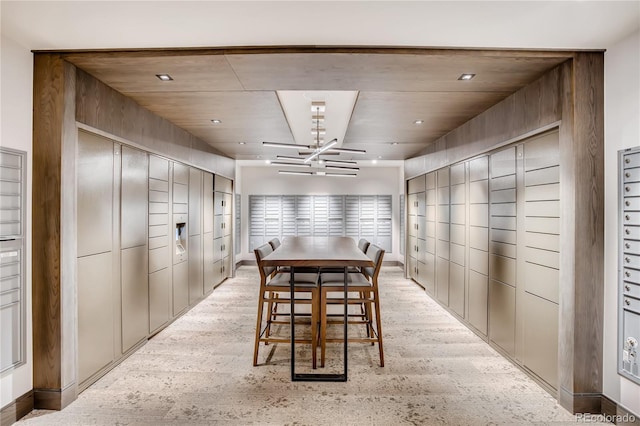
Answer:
(32, 54, 78, 410)
(75, 69, 235, 179)
(405, 54, 605, 414)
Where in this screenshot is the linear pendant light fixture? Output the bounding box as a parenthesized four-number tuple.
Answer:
(266, 98, 365, 176)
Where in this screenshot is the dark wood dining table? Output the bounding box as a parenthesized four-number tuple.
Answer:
(260, 236, 374, 382)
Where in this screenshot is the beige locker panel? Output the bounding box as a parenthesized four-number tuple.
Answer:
(173, 162, 189, 185)
(426, 221, 436, 237)
(173, 203, 188, 214)
(525, 201, 560, 218)
(436, 239, 450, 260)
(121, 246, 149, 353)
(469, 227, 489, 251)
(214, 191, 225, 216)
(426, 205, 436, 222)
(212, 259, 224, 287)
(149, 178, 168, 192)
(224, 214, 233, 236)
(623, 253, 640, 270)
(623, 267, 640, 285)
(173, 183, 188, 204)
(426, 189, 436, 205)
(437, 204, 450, 223)
(624, 226, 640, 241)
(449, 263, 465, 317)
(149, 156, 169, 181)
(203, 173, 214, 234)
(450, 224, 465, 245)
(623, 239, 640, 254)
(78, 252, 114, 384)
(437, 168, 449, 187)
(425, 172, 436, 189)
(149, 213, 169, 227)
(149, 224, 168, 238)
(490, 147, 516, 178)
(149, 202, 169, 214)
(149, 235, 168, 250)
(214, 214, 224, 239)
(469, 248, 489, 275)
(408, 255, 417, 281)
(437, 187, 450, 205)
(491, 216, 517, 231)
(149, 268, 170, 333)
(417, 193, 426, 217)
(525, 217, 560, 234)
(450, 243, 465, 266)
(149, 190, 169, 203)
(436, 257, 449, 305)
(408, 216, 418, 237)
(450, 163, 465, 185)
(223, 255, 232, 278)
(525, 232, 556, 252)
(172, 260, 189, 316)
(450, 205, 465, 224)
(490, 241, 516, 259)
(149, 246, 169, 274)
(189, 168, 202, 236)
(489, 279, 516, 356)
(408, 194, 418, 215)
(490, 254, 516, 286)
(424, 254, 436, 295)
(203, 233, 214, 293)
(525, 183, 559, 202)
(624, 152, 640, 169)
(469, 180, 489, 204)
(426, 237, 436, 254)
(468, 271, 488, 335)
(188, 234, 203, 304)
(490, 174, 517, 191)
(490, 203, 516, 217)
(524, 262, 559, 303)
(417, 238, 427, 264)
(491, 229, 517, 245)
(523, 293, 558, 389)
(436, 223, 450, 241)
(417, 260, 428, 288)
(417, 218, 427, 240)
(451, 184, 465, 204)
(525, 166, 559, 187)
(77, 131, 113, 258)
(469, 205, 489, 227)
(408, 175, 426, 194)
(408, 236, 417, 259)
(524, 131, 559, 172)
(491, 189, 516, 204)
(224, 193, 233, 215)
(469, 156, 489, 182)
(525, 246, 559, 269)
(121, 146, 148, 249)
(214, 175, 232, 193)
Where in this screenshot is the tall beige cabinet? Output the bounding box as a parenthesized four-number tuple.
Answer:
(406, 130, 560, 392)
(77, 130, 233, 390)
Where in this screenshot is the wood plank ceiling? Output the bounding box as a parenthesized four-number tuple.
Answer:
(65, 49, 570, 160)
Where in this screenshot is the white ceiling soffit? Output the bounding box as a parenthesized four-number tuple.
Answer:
(1, 1, 639, 51)
(276, 91, 358, 148)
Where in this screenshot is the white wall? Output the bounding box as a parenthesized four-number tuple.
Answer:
(604, 29, 640, 415)
(0, 34, 33, 408)
(236, 164, 404, 262)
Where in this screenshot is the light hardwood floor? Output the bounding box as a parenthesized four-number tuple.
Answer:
(19, 266, 604, 425)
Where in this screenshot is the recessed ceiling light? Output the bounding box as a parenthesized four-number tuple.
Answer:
(378, 156, 383, 159)
(265, 160, 271, 164)
(372, 159, 378, 164)
(458, 73, 476, 81)
(414, 120, 424, 125)
(257, 155, 262, 159)
(211, 119, 222, 124)
(238, 141, 246, 145)
(391, 142, 399, 146)
(155, 73, 173, 81)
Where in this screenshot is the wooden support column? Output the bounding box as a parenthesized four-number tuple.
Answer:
(32, 53, 78, 410)
(558, 53, 605, 413)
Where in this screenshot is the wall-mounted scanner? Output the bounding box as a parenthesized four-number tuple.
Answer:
(174, 214, 188, 264)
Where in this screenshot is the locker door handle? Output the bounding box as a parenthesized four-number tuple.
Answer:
(626, 158, 631, 164)
(626, 186, 631, 192)
(626, 229, 631, 235)
(626, 243, 631, 249)
(626, 215, 631, 221)
(625, 299, 631, 306)
(625, 271, 631, 277)
(625, 285, 631, 292)
(626, 172, 631, 178)
(626, 201, 631, 207)
(625, 257, 631, 263)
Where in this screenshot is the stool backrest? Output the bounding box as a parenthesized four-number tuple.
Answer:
(254, 243, 276, 280)
(363, 244, 384, 280)
(268, 238, 281, 250)
(357, 238, 370, 253)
